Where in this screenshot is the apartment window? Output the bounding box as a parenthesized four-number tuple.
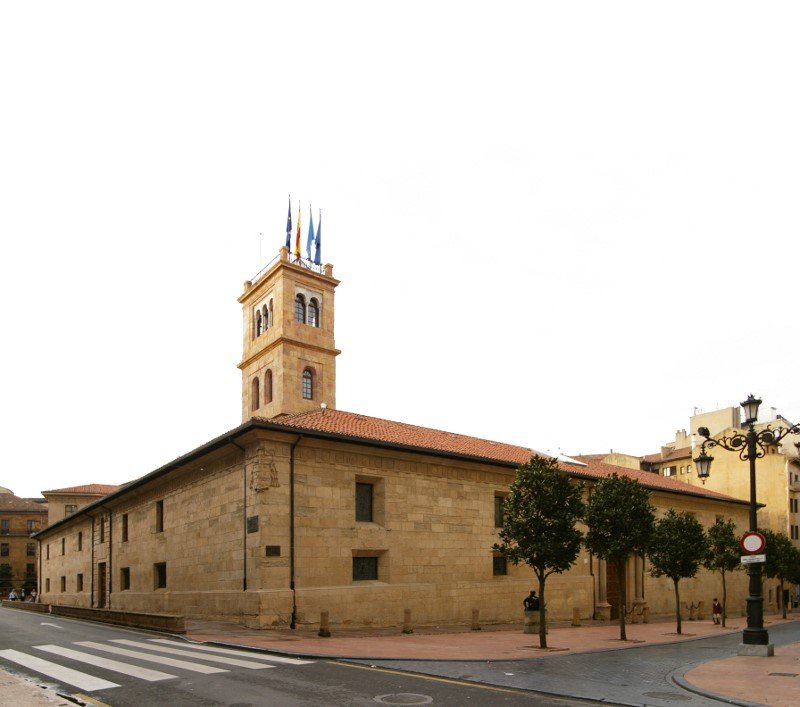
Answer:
(352, 556, 378, 581)
(64, 504, 77, 516)
(27, 520, 37, 533)
(663, 466, 676, 477)
(355, 483, 374, 522)
(791, 498, 798, 514)
(61, 538, 65, 555)
(0, 520, 9, 535)
(494, 495, 506, 528)
(77, 531, 83, 552)
(60, 576, 66, 593)
(493, 552, 508, 576)
(154, 562, 167, 589)
(156, 500, 164, 533)
(45, 578, 50, 592)
(76, 573, 83, 592)
(121, 514, 129, 542)
(26, 543, 35, 556)
(0, 544, 8, 557)
(120, 567, 131, 591)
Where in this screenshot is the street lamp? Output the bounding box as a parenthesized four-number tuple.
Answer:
(693, 394, 800, 656)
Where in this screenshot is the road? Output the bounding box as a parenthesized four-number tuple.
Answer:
(0, 607, 593, 706)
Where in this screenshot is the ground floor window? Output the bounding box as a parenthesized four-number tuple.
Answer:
(120, 567, 131, 591)
(353, 556, 378, 581)
(492, 552, 507, 576)
(77, 573, 83, 591)
(154, 562, 167, 589)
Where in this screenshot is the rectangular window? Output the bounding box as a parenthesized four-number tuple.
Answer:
(494, 495, 506, 528)
(99, 517, 105, 543)
(154, 562, 167, 589)
(663, 466, 676, 477)
(46, 543, 50, 560)
(120, 567, 131, 591)
(45, 578, 50, 593)
(0, 543, 8, 557)
(77, 531, 82, 551)
(77, 573, 83, 592)
(121, 514, 129, 542)
(493, 553, 508, 576)
(27, 520, 37, 533)
(355, 483, 374, 522)
(0, 520, 9, 535)
(64, 504, 77, 517)
(61, 538, 65, 555)
(60, 576, 66, 593)
(156, 500, 164, 533)
(352, 556, 378, 581)
(26, 542, 35, 556)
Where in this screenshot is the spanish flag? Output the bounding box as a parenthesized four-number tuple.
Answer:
(295, 202, 301, 258)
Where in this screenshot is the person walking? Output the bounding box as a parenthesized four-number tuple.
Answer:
(712, 598, 722, 625)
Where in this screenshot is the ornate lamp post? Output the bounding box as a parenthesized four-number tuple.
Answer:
(693, 394, 800, 655)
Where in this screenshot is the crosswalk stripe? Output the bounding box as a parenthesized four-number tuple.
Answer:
(0, 648, 119, 692)
(110, 640, 274, 670)
(75, 641, 227, 674)
(35, 644, 176, 681)
(147, 639, 314, 665)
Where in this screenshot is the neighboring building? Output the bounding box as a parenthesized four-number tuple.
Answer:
(42, 485, 120, 527)
(0, 487, 48, 595)
(34, 248, 754, 628)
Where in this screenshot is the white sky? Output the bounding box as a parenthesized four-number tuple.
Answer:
(2, 2, 799, 499)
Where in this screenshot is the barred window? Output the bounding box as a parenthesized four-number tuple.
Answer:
(353, 556, 378, 581)
(493, 553, 507, 576)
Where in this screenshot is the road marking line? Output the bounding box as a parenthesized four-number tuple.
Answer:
(110, 640, 274, 670)
(0, 648, 119, 692)
(35, 644, 176, 681)
(74, 642, 227, 674)
(40, 623, 63, 629)
(147, 639, 314, 665)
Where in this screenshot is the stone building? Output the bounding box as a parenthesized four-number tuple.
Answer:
(42, 484, 120, 527)
(0, 487, 47, 594)
(34, 248, 754, 628)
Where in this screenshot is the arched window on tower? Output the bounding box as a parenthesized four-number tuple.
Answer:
(308, 298, 320, 328)
(255, 310, 263, 337)
(251, 377, 260, 411)
(265, 369, 273, 404)
(262, 304, 268, 331)
(294, 294, 306, 323)
(302, 368, 313, 400)
(268, 299, 273, 328)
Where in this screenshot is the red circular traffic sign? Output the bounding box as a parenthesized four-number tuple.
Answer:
(740, 531, 766, 554)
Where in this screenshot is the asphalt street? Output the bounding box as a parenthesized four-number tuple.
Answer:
(0, 607, 595, 706)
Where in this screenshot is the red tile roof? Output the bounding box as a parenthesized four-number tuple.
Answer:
(42, 484, 119, 496)
(263, 410, 743, 504)
(0, 493, 48, 512)
(642, 446, 692, 463)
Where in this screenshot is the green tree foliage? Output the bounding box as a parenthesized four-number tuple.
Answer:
(495, 455, 585, 648)
(762, 530, 796, 619)
(0, 563, 12, 594)
(648, 509, 707, 634)
(585, 474, 655, 640)
(702, 517, 741, 627)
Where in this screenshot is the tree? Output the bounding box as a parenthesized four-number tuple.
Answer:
(762, 530, 796, 619)
(0, 563, 12, 595)
(702, 517, 741, 627)
(647, 509, 707, 634)
(495, 455, 585, 648)
(585, 474, 655, 640)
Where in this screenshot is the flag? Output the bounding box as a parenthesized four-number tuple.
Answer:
(285, 196, 292, 252)
(314, 209, 322, 265)
(306, 204, 315, 259)
(294, 202, 301, 258)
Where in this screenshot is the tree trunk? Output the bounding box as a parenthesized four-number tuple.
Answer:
(780, 579, 787, 619)
(617, 560, 627, 641)
(721, 570, 727, 628)
(538, 573, 547, 649)
(673, 578, 682, 634)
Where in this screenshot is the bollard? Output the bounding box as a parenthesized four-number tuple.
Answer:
(571, 607, 581, 627)
(471, 608, 481, 631)
(523, 610, 539, 634)
(642, 606, 650, 624)
(402, 608, 413, 634)
(318, 610, 331, 637)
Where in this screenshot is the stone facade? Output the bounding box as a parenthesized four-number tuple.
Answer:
(0, 488, 47, 594)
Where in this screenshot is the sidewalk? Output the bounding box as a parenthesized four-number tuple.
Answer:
(185, 614, 799, 706)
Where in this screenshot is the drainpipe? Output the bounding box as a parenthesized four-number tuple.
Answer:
(90, 516, 95, 607)
(290, 435, 303, 630)
(99, 506, 112, 609)
(37, 538, 41, 601)
(227, 438, 247, 591)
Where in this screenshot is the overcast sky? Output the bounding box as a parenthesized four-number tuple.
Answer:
(2, 2, 798, 499)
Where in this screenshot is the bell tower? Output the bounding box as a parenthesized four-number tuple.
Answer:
(238, 247, 340, 421)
